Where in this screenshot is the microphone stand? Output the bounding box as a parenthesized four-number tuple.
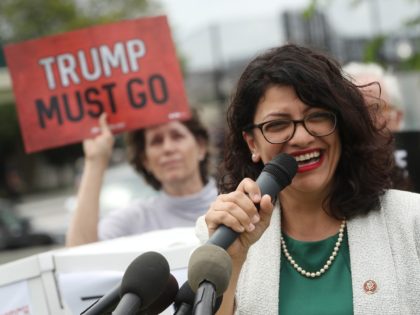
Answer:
(192, 281, 217, 315)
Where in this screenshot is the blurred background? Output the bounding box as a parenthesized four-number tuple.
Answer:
(1, 0, 420, 263)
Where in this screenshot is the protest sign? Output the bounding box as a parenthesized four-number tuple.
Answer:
(4, 15, 190, 153)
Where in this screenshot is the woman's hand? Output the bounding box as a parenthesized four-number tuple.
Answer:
(66, 113, 115, 247)
(205, 178, 274, 262)
(83, 113, 115, 167)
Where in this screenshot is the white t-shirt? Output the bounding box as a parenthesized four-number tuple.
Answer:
(98, 178, 217, 240)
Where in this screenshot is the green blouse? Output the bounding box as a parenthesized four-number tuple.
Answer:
(279, 230, 353, 315)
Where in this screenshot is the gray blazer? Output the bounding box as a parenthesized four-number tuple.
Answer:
(195, 189, 420, 314)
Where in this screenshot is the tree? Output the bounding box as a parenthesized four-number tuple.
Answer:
(0, 0, 158, 42)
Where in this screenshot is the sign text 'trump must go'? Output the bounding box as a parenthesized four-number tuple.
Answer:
(5, 16, 190, 153)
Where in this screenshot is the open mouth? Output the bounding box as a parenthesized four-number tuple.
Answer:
(294, 150, 322, 168)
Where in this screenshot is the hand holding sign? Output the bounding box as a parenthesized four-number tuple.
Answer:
(83, 113, 115, 168)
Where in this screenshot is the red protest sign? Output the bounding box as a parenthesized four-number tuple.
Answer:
(4, 15, 191, 153)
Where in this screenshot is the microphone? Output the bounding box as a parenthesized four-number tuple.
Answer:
(113, 251, 170, 315)
(174, 281, 195, 315)
(145, 273, 179, 314)
(187, 245, 232, 315)
(81, 281, 121, 315)
(207, 152, 297, 249)
(81, 271, 178, 315)
(174, 281, 223, 315)
(185, 153, 297, 314)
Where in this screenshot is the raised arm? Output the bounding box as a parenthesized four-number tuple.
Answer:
(66, 113, 114, 247)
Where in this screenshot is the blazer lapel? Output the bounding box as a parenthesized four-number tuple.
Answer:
(347, 211, 400, 315)
(236, 206, 281, 314)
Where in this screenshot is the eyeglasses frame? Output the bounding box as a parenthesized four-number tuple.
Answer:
(243, 111, 337, 144)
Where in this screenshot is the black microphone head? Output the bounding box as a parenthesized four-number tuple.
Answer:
(174, 281, 195, 309)
(264, 153, 298, 186)
(120, 251, 170, 310)
(188, 244, 232, 297)
(145, 273, 179, 314)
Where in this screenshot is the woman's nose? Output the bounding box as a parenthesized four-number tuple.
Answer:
(162, 136, 175, 151)
(287, 123, 315, 145)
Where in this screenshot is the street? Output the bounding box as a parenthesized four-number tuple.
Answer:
(0, 189, 72, 265)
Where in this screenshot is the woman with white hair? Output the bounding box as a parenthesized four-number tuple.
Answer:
(342, 62, 404, 132)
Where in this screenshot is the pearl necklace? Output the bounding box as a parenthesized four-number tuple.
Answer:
(280, 220, 346, 278)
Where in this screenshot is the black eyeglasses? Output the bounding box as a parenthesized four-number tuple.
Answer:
(244, 111, 337, 144)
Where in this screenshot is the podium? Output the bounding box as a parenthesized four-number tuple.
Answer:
(0, 227, 199, 314)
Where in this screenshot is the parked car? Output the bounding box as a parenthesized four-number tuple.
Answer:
(0, 198, 55, 250)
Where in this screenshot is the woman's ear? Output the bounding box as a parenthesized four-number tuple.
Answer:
(242, 131, 261, 163)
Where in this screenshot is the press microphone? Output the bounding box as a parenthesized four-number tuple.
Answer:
(81, 281, 121, 315)
(113, 251, 170, 315)
(174, 281, 223, 315)
(207, 152, 297, 249)
(187, 244, 232, 315)
(145, 273, 179, 314)
(82, 272, 177, 315)
(174, 281, 195, 315)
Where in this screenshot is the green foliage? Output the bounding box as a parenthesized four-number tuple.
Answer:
(0, 0, 153, 43)
(363, 35, 386, 63)
(0, 104, 21, 155)
(0, 0, 79, 42)
(304, 0, 360, 19)
(404, 16, 420, 27)
(303, 0, 318, 19)
(0, 103, 83, 166)
(399, 53, 420, 70)
(0, 45, 6, 67)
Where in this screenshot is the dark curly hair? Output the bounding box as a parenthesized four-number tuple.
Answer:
(220, 44, 395, 219)
(125, 109, 210, 190)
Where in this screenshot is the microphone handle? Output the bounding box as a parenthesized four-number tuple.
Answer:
(81, 282, 121, 315)
(112, 293, 142, 315)
(192, 281, 216, 315)
(174, 303, 192, 315)
(207, 172, 282, 250)
(206, 225, 238, 249)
